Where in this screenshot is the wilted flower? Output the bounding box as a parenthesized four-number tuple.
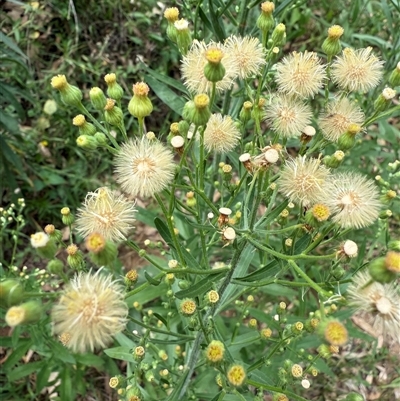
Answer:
(224, 35, 266, 79)
(114, 138, 175, 198)
(319, 98, 365, 142)
(347, 271, 400, 344)
(203, 113, 241, 153)
(75, 187, 136, 242)
(317, 173, 381, 229)
(264, 95, 312, 138)
(52, 269, 128, 353)
(181, 40, 239, 94)
(278, 156, 331, 206)
(331, 47, 384, 92)
(275, 51, 326, 98)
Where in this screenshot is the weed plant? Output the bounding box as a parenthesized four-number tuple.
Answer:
(1, 1, 400, 401)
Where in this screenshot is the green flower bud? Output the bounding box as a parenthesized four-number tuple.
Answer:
(46, 259, 64, 275)
(72, 114, 97, 136)
(51, 75, 83, 108)
(128, 82, 153, 119)
(337, 124, 361, 151)
(183, 94, 211, 126)
(89, 87, 107, 110)
(374, 88, 396, 112)
(104, 98, 123, 126)
(203, 47, 226, 82)
(257, 2, 275, 33)
(239, 101, 253, 124)
(61, 207, 75, 226)
(389, 61, 400, 87)
(174, 18, 192, 55)
(369, 256, 396, 283)
(66, 244, 84, 270)
(271, 23, 286, 46)
(94, 132, 108, 146)
(167, 23, 178, 43)
(0, 279, 24, 308)
(76, 134, 98, 150)
(30, 231, 57, 259)
(104, 73, 124, 101)
(6, 301, 42, 327)
(322, 25, 344, 57)
(345, 392, 365, 401)
(89, 241, 118, 266)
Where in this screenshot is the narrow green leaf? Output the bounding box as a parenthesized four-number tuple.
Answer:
(0, 32, 28, 59)
(8, 361, 44, 382)
(3, 341, 32, 370)
(208, 0, 226, 41)
(145, 271, 162, 286)
(104, 346, 136, 362)
(75, 353, 104, 369)
(216, 244, 255, 313)
(146, 75, 186, 116)
(143, 65, 187, 93)
(175, 272, 224, 299)
(153, 312, 169, 330)
(0, 110, 19, 134)
(234, 260, 279, 282)
(49, 340, 76, 364)
(154, 217, 173, 245)
(36, 363, 53, 394)
(59, 367, 73, 401)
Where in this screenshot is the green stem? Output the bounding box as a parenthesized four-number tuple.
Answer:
(287, 259, 330, 297)
(129, 316, 195, 339)
(245, 380, 309, 401)
(246, 236, 337, 261)
(177, 241, 249, 399)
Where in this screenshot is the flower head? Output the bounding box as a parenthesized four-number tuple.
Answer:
(227, 364, 246, 387)
(264, 95, 312, 138)
(322, 319, 348, 346)
(181, 40, 239, 94)
(52, 269, 128, 353)
(317, 173, 381, 229)
(331, 47, 384, 92)
(347, 271, 400, 344)
(224, 35, 266, 79)
(205, 340, 225, 363)
(278, 156, 331, 206)
(319, 98, 365, 142)
(275, 51, 326, 98)
(203, 113, 241, 153)
(114, 138, 175, 198)
(31, 232, 50, 248)
(75, 187, 136, 242)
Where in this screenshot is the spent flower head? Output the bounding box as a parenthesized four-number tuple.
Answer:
(114, 138, 175, 198)
(317, 172, 381, 229)
(52, 269, 128, 353)
(75, 187, 136, 242)
(319, 98, 365, 142)
(347, 271, 400, 344)
(264, 95, 312, 138)
(224, 35, 266, 79)
(203, 113, 241, 153)
(278, 156, 331, 206)
(331, 47, 384, 92)
(275, 51, 326, 98)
